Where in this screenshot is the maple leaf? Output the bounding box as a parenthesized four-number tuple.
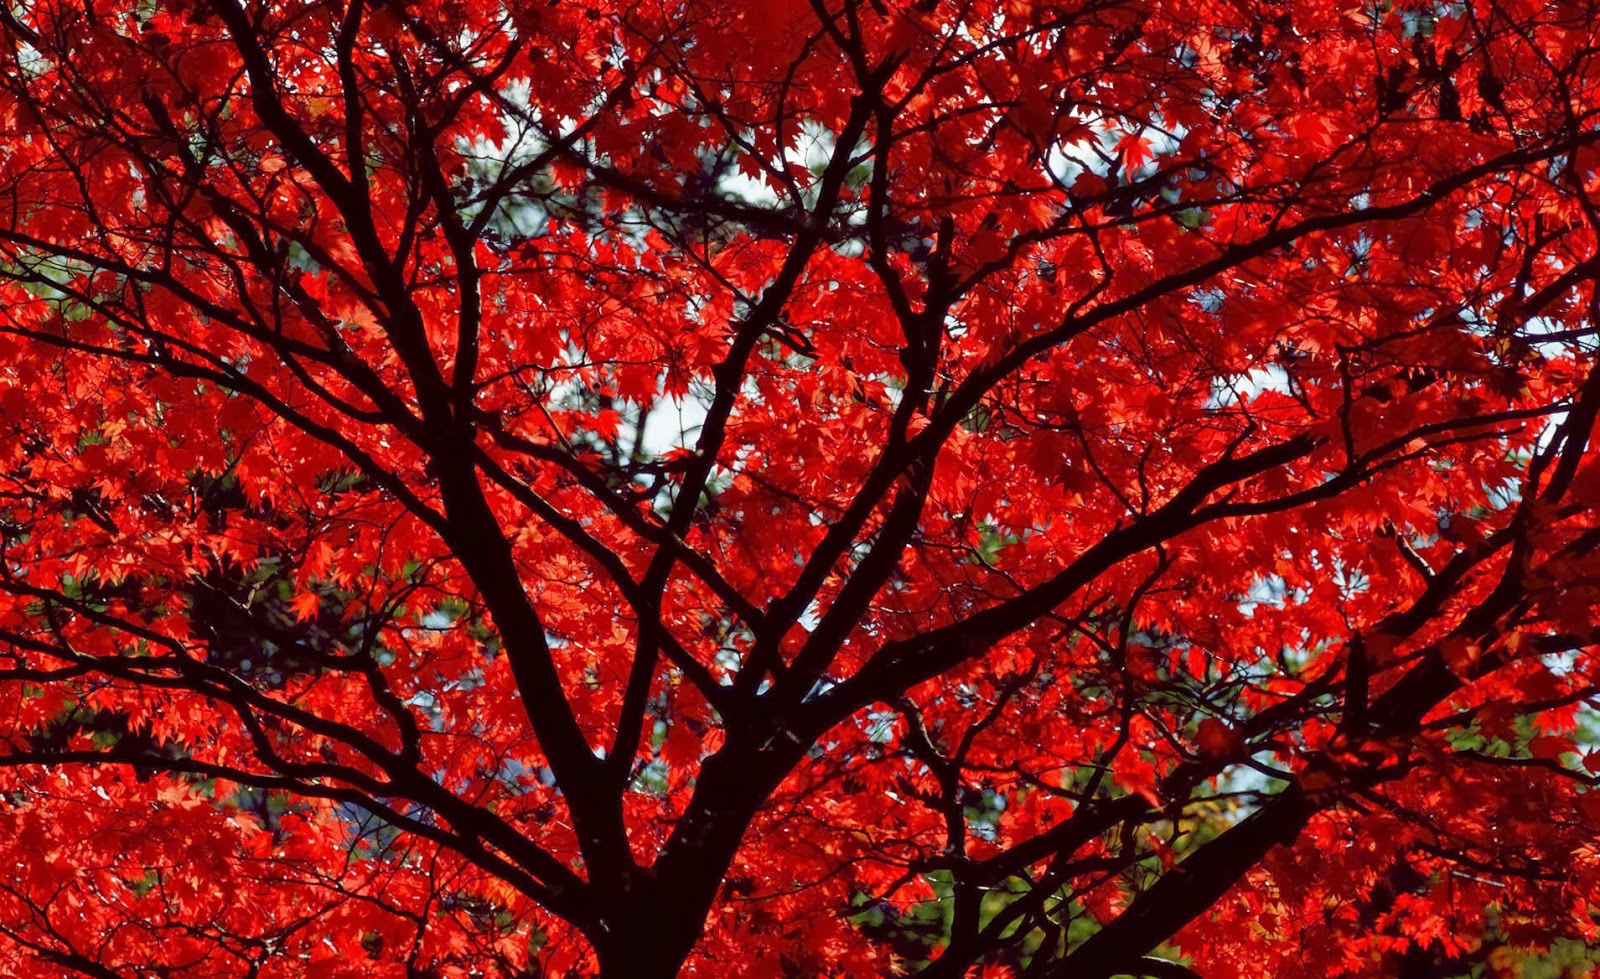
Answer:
(1115, 129, 1155, 175)
(1195, 717, 1245, 760)
(288, 590, 322, 623)
(1528, 735, 1574, 762)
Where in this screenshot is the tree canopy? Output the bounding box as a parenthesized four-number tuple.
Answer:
(0, 0, 1599, 975)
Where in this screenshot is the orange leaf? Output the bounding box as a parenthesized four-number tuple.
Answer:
(289, 591, 321, 622)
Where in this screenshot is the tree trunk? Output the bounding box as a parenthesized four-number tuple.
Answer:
(593, 891, 707, 979)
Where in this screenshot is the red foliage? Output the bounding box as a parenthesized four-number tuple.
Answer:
(0, 0, 1595, 976)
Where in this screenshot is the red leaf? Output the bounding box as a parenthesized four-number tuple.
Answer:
(1528, 736, 1573, 762)
(289, 591, 321, 622)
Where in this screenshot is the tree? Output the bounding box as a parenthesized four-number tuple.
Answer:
(0, 0, 1597, 974)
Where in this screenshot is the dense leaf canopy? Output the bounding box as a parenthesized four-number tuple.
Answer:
(0, 0, 1598, 975)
